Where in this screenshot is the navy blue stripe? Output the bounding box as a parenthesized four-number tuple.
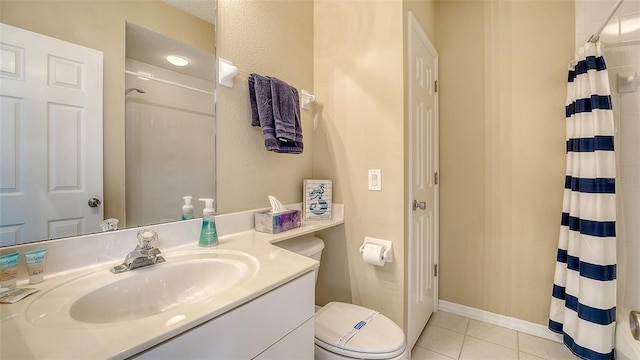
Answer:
(549, 319, 564, 333)
(563, 176, 615, 193)
(566, 136, 614, 153)
(568, 56, 607, 83)
(584, 262, 617, 281)
(556, 249, 568, 263)
(564, 333, 614, 360)
(552, 284, 566, 299)
(565, 256, 617, 281)
(565, 102, 573, 116)
(565, 295, 616, 326)
(567, 255, 580, 271)
(566, 95, 613, 117)
(561, 214, 616, 237)
(570, 55, 607, 79)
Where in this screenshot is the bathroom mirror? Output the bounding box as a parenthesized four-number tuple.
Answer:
(0, 0, 216, 246)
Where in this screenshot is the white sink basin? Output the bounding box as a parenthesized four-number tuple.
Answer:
(26, 249, 259, 326)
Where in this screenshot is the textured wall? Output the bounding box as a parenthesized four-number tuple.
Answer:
(436, 0, 574, 325)
(314, 0, 406, 327)
(216, 0, 314, 214)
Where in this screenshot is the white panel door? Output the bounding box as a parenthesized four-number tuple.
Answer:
(407, 12, 439, 350)
(0, 23, 103, 245)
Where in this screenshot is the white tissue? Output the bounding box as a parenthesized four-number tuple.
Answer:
(268, 195, 288, 214)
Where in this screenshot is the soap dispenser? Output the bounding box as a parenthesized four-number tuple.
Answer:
(182, 196, 194, 220)
(198, 198, 218, 247)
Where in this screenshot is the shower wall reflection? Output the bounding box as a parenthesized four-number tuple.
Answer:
(125, 25, 215, 227)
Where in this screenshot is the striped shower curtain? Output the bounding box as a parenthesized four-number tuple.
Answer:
(549, 41, 617, 360)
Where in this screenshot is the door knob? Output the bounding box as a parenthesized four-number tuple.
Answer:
(413, 200, 426, 211)
(88, 198, 102, 208)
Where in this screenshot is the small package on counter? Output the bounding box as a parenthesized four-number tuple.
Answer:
(255, 210, 301, 234)
(0, 287, 39, 304)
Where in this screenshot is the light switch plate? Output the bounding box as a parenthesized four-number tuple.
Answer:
(368, 169, 382, 191)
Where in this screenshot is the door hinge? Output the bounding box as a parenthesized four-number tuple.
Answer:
(434, 172, 439, 185)
(434, 80, 438, 93)
(434, 264, 438, 277)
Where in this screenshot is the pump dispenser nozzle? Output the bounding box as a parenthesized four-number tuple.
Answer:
(198, 198, 218, 247)
(199, 198, 214, 211)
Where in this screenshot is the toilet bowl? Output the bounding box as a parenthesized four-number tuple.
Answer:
(275, 236, 408, 360)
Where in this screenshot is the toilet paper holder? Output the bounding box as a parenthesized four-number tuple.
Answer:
(359, 237, 393, 263)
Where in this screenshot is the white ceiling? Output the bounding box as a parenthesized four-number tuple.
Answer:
(162, 0, 216, 24)
(126, 23, 215, 82)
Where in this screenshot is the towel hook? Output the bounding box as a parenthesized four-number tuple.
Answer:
(218, 58, 238, 88)
(301, 90, 315, 110)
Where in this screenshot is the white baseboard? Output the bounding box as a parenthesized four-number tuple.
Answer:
(438, 300, 563, 343)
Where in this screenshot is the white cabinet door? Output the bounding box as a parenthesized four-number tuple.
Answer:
(135, 271, 316, 359)
(0, 23, 103, 245)
(254, 318, 314, 360)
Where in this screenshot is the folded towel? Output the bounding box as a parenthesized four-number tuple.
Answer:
(248, 74, 260, 127)
(248, 73, 303, 154)
(270, 77, 300, 143)
(251, 74, 278, 149)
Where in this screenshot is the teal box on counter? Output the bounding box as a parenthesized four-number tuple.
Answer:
(254, 210, 301, 234)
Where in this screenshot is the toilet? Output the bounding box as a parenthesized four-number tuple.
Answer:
(275, 236, 408, 360)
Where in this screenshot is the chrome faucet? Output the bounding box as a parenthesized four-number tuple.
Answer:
(110, 229, 165, 274)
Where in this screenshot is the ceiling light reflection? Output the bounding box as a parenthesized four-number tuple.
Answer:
(166, 55, 189, 67)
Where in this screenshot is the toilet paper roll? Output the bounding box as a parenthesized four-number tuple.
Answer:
(362, 244, 385, 266)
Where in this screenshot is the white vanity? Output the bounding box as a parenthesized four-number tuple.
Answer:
(0, 204, 344, 359)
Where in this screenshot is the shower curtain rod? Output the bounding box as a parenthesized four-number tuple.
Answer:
(125, 70, 215, 96)
(588, 0, 624, 43)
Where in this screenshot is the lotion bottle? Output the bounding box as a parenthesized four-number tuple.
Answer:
(198, 198, 218, 247)
(182, 196, 194, 220)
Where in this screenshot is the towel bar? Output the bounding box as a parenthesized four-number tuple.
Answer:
(218, 57, 316, 109)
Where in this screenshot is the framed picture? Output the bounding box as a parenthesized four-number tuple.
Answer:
(303, 179, 332, 220)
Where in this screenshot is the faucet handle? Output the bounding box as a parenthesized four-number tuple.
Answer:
(137, 229, 158, 250)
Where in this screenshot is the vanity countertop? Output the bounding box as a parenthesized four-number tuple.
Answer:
(0, 206, 344, 359)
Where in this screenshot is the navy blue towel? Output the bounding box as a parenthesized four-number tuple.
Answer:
(248, 73, 303, 154)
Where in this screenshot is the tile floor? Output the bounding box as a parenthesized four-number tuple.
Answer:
(412, 311, 579, 360)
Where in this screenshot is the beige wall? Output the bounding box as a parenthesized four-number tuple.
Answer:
(217, 0, 397, 323)
(436, 0, 573, 325)
(216, 0, 314, 214)
(314, 0, 407, 327)
(1, 0, 214, 226)
(405, 0, 436, 41)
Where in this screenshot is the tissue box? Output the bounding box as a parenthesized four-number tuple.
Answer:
(254, 210, 301, 234)
(303, 179, 332, 220)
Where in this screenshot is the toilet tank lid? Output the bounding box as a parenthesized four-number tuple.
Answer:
(274, 236, 325, 257)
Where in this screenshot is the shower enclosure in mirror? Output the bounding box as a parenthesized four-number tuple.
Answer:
(0, 0, 216, 246)
(125, 23, 215, 228)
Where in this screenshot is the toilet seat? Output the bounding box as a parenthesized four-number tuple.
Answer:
(314, 302, 406, 359)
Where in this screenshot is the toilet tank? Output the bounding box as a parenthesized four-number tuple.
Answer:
(275, 236, 325, 262)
